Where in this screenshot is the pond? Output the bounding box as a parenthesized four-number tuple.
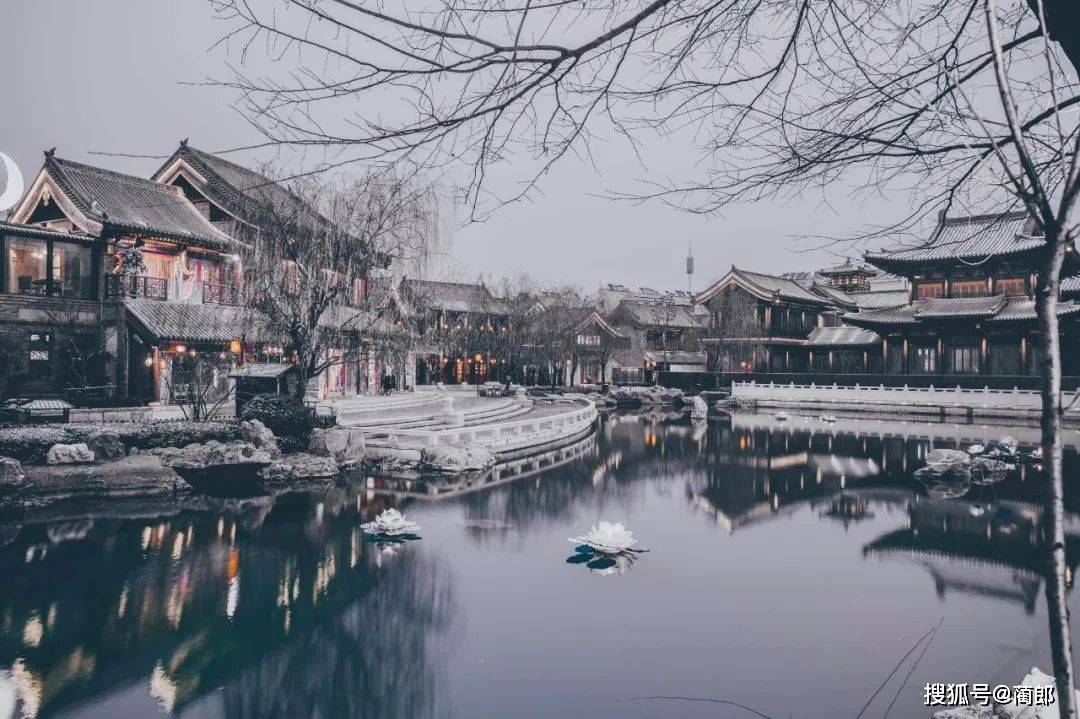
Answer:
(3, 411, 1080, 719)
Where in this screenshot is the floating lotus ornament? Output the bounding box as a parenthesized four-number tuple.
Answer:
(361, 508, 421, 537)
(569, 521, 639, 554)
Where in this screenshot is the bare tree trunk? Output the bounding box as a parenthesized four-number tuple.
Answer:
(1037, 229, 1077, 717)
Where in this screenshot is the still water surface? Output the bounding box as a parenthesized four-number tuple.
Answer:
(3, 411, 1080, 719)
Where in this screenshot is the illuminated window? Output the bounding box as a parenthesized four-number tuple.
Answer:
(951, 280, 988, 298)
(914, 282, 944, 299)
(910, 346, 936, 373)
(995, 277, 1027, 296)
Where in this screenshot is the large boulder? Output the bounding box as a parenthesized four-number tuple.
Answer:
(261, 453, 339, 481)
(419, 443, 496, 474)
(161, 441, 272, 470)
(0, 457, 26, 490)
(241, 419, 281, 458)
(86, 429, 125, 461)
(690, 396, 709, 420)
(46, 443, 95, 465)
(309, 427, 365, 466)
(924, 448, 971, 474)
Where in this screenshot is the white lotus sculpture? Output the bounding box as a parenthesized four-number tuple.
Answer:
(361, 508, 421, 537)
(569, 521, 638, 554)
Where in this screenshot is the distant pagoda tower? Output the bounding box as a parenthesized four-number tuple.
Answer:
(819, 257, 877, 292)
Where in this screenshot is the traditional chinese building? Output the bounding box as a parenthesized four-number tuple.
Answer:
(4, 150, 249, 403)
(844, 212, 1080, 379)
(2, 143, 404, 404)
(604, 296, 707, 384)
(402, 279, 513, 385)
(694, 266, 853, 373)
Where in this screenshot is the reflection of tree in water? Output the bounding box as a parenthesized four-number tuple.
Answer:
(220, 548, 453, 719)
(0, 486, 454, 719)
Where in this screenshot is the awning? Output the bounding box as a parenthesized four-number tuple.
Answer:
(805, 326, 881, 348)
(125, 298, 274, 344)
(643, 350, 707, 365)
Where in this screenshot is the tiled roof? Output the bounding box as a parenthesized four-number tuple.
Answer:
(818, 259, 877, 277)
(914, 296, 1006, 319)
(808, 282, 858, 308)
(229, 363, 294, 378)
(736, 268, 838, 306)
(989, 297, 1080, 322)
(845, 289, 910, 309)
(615, 299, 702, 329)
(0, 220, 98, 243)
(46, 155, 237, 250)
(843, 304, 921, 326)
(845, 294, 1080, 327)
(401, 279, 509, 314)
(865, 212, 1039, 265)
(125, 298, 273, 343)
(643, 350, 708, 364)
(157, 144, 336, 238)
(805, 326, 882, 347)
(1062, 276, 1080, 295)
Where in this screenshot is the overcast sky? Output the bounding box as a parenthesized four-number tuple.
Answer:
(0, 1, 902, 293)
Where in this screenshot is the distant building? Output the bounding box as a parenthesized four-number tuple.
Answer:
(694, 266, 853, 372)
(845, 211, 1080, 377)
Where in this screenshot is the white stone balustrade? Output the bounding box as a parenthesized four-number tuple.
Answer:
(732, 380, 1080, 413)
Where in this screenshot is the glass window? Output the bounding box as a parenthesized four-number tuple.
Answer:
(6, 236, 48, 295)
(951, 280, 988, 298)
(910, 346, 937, 373)
(947, 346, 979, 374)
(995, 277, 1027, 296)
(51, 242, 93, 299)
(915, 282, 944, 300)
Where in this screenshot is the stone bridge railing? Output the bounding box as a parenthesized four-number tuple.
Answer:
(369, 399, 598, 454)
(732, 380, 1080, 413)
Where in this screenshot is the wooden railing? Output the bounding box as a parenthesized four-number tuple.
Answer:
(202, 281, 239, 306)
(106, 275, 168, 301)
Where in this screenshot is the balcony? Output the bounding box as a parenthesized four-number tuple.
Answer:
(106, 275, 168, 301)
(202, 281, 239, 306)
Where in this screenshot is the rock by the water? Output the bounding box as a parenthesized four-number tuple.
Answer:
(933, 666, 1080, 719)
(261, 453, 339, 481)
(925, 448, 970, 474)
(690, 395, 708, 420)
(309, 427, 365, 465)
(46, 443, 95, 465)
(419, 443, 496, 474)
(241, 419, 281, 458)
(969, 457, 1010, 485)
(160, 441, 272, 470)
(0, 457, 26, 490)
(86, 429, 125, 460)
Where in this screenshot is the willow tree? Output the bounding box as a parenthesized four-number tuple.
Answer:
(214, 0, 1080, 708)
(237, 170, 435, 398)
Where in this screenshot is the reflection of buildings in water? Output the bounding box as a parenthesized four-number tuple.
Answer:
(820, 494, 875, 530)
(0, 485, 455, 719)
(864, 499, 1080, 614)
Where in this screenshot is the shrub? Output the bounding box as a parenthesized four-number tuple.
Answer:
(0, 420, 244, 464)
(238, 395, 317, 453)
